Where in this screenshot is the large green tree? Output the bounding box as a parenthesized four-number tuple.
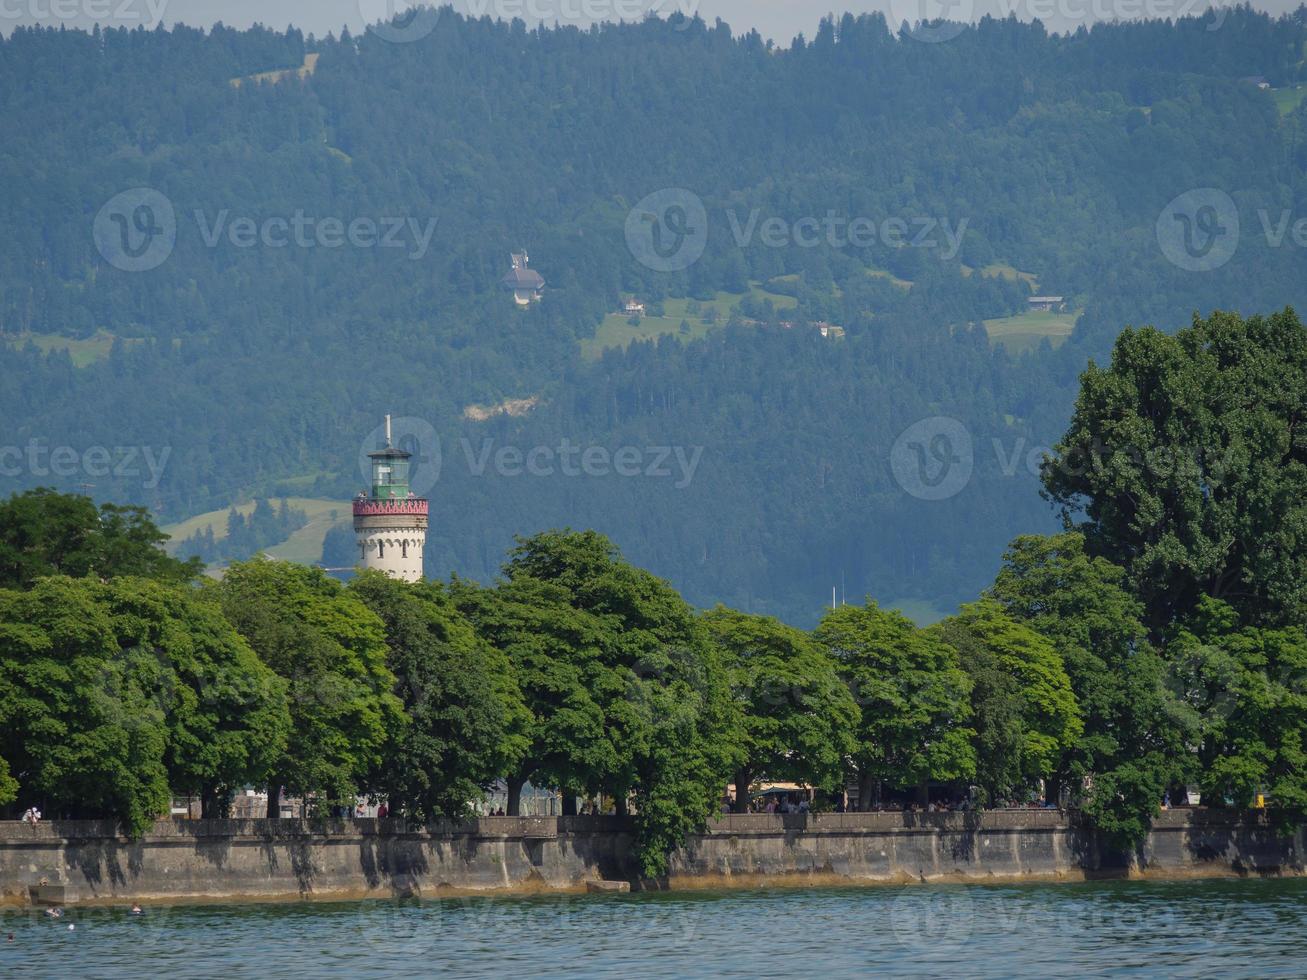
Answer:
(458, 530, 741, 876)
(814, 601, 975, 809)
(0, 755, 15, 808)
(1044, 309, 1307, 632)
(211, 560, 404, 817)
(988, 533, 1191, 843)
(932, 601, 1082, 805)
(101, 577, 290, 818)
(1167, 597, 1307, 813)
(0, 577, 173, 832)
(502, 530, 740, 821)
(451, 574, 615, 816)
(703, 606, 856, 812)
(0, 489, 201, 590)
(348, 571, 529, 820)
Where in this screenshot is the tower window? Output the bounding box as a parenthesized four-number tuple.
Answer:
(377, 541, 385, 559)
(402, 540, 408, 558)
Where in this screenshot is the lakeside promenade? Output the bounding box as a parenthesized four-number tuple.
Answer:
(1, 808, 1300, 906)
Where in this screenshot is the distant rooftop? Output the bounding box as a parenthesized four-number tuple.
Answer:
(503, 266, 545, 288)
(503, 250, 545, 289)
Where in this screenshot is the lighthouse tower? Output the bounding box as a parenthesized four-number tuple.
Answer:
(353, 415, 428, 582)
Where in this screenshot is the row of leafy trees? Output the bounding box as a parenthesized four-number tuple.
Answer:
(4, 309, 1307, 869)
(0, 504, 1298, 870)
(0, 505, 1078, 873)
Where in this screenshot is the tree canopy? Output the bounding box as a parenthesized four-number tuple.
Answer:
(933, 601, 1082, 804)
(815, 601, 974, 810)
(0, 488, 201, 590)
(987, 533, 1189, 842)
(348, 571, 529, 821)
(210, 560, 404, 817)
(704, 606, 856, 811)
(1045, 309, 1307, 633)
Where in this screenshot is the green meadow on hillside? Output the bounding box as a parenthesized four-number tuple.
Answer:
(983, 310, 1080, 354)
(581, 284, 799, 358)
(164, 497, 347, 567)
(4, 330, 124, 368)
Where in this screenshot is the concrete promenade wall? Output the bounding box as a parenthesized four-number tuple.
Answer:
(670, 809, 1305, 887)
(0, 809, 1301, 905)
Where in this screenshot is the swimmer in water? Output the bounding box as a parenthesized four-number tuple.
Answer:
(67, 923, 74, 931)
(44, 907, 62, 918)
(130, 904, 143, 915)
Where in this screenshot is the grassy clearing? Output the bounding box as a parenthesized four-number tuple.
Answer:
(3, 329, 125, 368)
(230, 52, 319, 88)
(866, 267, 913, 290)
(581, 284, 797, 358)
(163, 497, 347, 566)
(982, 309, 1079, 355)
(1274, 84, 1307, 116)
(962, 263, 1039, 288)
(265, 506, 351, 565)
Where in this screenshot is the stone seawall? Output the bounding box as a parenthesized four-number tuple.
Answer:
(670, 809, 1305, 887)
(0, 810, 1300, 905)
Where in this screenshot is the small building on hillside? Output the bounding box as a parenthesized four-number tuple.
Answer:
(1028, 295, 1066, 313)
(816, 322, 845, 339)
(502, 251, 545, 306)
(1240, 75, 1271, 90)
(621, 297, 645, 317)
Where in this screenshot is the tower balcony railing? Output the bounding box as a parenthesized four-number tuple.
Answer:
(352, 497, 429, 518)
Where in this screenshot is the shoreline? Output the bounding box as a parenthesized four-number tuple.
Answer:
(2, 863, 1302, 910)
(2, 810, 1301, 907)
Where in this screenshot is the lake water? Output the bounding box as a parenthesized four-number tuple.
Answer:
(3, 878, 1305, 978)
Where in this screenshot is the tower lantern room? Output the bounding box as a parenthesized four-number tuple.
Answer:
(368, 418, 412, 500)
(353, 414, 429, 582)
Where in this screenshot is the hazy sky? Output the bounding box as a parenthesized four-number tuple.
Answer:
(1, 0, 1301, 43)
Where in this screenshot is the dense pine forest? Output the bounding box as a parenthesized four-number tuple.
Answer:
(4, 8, 1307, 622)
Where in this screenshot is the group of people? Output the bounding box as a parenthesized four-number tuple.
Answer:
(724, 794, 813, 814)
(21, 807, 40, 825)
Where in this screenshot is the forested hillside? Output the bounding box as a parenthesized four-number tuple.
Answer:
(3, 8, 1307, 623)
